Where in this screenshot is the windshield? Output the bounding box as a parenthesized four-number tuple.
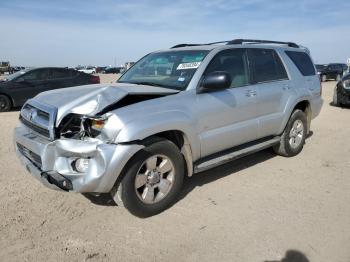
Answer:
(118, 50, 209, 90)
(4, 69, 29, 81)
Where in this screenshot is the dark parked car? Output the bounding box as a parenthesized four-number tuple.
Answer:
(10, 66, 26, 74)
(0, 67, 100, 112)
(95, 66, 107, 73)
(103, 67, 123, 74)
(333, 73, 350, 107)
(317, 63, 348, 82)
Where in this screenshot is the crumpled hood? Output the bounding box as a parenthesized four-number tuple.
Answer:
(33, 83, 179, 125)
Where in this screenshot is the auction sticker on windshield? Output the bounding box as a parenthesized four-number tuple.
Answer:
(177, 62, 201, 70)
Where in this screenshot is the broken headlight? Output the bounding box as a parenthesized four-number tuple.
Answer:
(82, 115, 108, 137)
(58, 114, 108, 139)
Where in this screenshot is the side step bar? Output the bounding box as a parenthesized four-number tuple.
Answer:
(194, 136, 281, 173)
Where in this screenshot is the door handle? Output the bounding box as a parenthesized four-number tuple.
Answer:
(245, 90, 257, 97)
(282, 85, 290, 90)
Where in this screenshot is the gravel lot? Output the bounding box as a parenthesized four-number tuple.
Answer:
(0, 78, 349, 262)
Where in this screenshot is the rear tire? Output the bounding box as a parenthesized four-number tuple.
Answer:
(111, 137, 185, 217)
(273, 109, 307, 157)
(0, 95, 11, 112)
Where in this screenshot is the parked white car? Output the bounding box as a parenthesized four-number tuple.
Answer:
(78, 66, 96, 74)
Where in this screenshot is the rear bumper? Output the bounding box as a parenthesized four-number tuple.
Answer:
(14, 124, 144, 193)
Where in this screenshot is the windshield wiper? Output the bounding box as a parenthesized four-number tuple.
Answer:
(130, 82, 164, 87)
(118, 81, 178, 90)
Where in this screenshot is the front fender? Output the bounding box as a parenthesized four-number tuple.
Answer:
(115, 110, 200, 160)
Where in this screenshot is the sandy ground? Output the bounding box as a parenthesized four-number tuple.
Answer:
(0, 79, 349, 262)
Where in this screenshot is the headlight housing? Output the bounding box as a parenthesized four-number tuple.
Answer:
(343, 79, 350, 89)
(58, 114, 108, 139)
(82, 116, 108, 137)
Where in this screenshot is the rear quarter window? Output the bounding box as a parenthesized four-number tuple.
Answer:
(50, 68, 71, 79)
(285, 51, 315, 76)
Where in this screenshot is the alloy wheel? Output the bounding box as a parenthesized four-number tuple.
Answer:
(134, 154, 175, 204)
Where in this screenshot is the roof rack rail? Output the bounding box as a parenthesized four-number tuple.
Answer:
(171, 39, 299, 49)
(171, 41, 230, 49)
(227, 39, 299, 48)
(171, 44, 202, 48)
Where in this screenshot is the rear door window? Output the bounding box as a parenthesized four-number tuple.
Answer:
(50, 68, 71, 79)
(285, 51, 316, 76)
(70, 69, 81, 77)
(249, 49, 288, 83)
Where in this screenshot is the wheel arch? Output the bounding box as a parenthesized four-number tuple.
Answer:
(293, 100, 311, 134)
(280, 99, 312, 135)
(137, 130, 194, 177)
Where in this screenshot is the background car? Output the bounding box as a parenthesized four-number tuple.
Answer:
(9, 66, 26, 74)
(95, 66, 107, 73)
(78, 66, 96, 74)
(103, 67, 123, 74)
(318, 63, 348, 82)
(0, 67, 100, 112)
(0, 61, 10, 74)
(333, 73, 350, 107)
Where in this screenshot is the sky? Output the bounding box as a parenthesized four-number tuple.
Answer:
(0, 0, 349, 67)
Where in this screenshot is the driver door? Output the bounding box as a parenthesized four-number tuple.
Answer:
(195, 48, 259, 157)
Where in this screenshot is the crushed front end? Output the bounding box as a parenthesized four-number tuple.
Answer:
(14, 100, 143, 193)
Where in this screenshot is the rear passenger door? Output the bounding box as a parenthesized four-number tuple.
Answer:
(248, 48, 291, 138)
(196, 48, 259, 157)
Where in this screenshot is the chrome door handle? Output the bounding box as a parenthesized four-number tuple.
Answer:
(245, 90, 257, 97)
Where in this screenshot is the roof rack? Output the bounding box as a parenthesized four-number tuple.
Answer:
(171, 41, 229, 49)
(227, 39, 299, 48)
(171, 39, 299, 49)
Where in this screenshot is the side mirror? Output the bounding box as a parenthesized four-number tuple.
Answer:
(198, 71, 231, 93)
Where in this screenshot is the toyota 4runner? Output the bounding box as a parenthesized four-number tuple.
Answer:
(14, 39, 323, 217)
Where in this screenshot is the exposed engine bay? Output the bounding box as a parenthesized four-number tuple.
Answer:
(58, 94, 167, 139)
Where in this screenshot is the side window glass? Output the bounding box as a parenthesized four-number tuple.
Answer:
(205, 49, 249, 88)
(20, 69, 48, 81)
(250, 49, 288, 83)
(50, 69, 70, 79)
(285, 51, 316, 76)
(70, 69, 80, 77)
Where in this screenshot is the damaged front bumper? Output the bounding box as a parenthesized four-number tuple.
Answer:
(14, 124, 144, 193)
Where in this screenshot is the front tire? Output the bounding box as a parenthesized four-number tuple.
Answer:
(333, 89, 340, 107)
(273, 109, 307, 157)
(111, 138, 185, 217)
(0, 95, 11, 112)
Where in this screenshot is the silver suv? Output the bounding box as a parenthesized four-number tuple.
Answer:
(14, 39, 323, 217)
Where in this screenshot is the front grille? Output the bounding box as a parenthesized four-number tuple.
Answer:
(20, 116, 50, 137)
(17, 143, 42, 168)
(20, 101, 57, 140)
